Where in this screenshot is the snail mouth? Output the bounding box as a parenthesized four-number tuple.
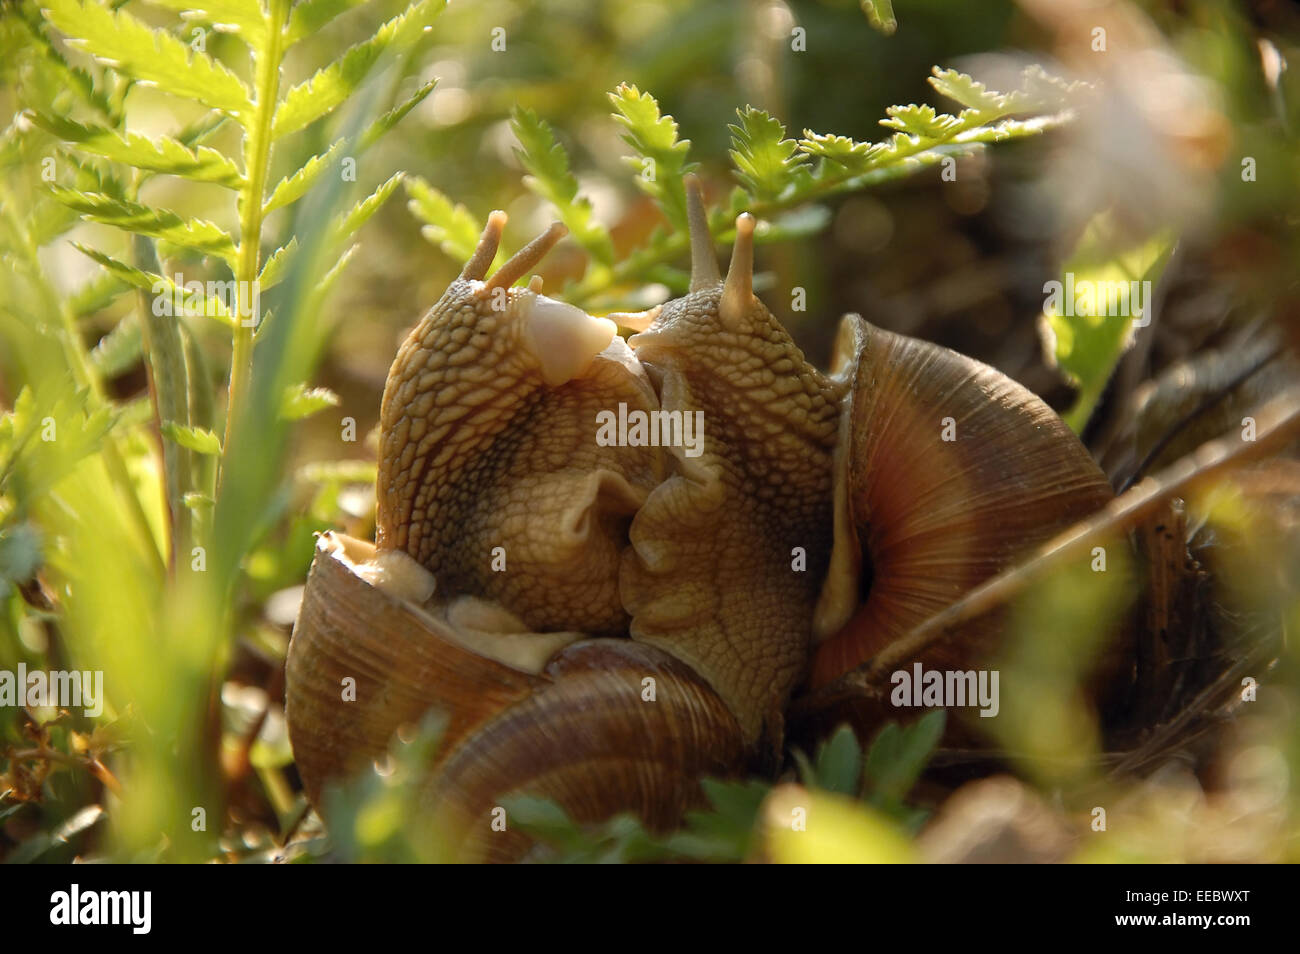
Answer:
(519, 292, 617, 386)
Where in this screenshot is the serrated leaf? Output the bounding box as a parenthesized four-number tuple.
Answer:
(729, 106, 807, 202)
(798, 130, 878, 167)
(144, 0, 268, 49)
(608, 83, 694, 229)
(28, 112, 243, 187)
(285, 0, 369, 46)
(860, 0, 897, 36)
(263, 141, 344, 215)
(328, 172, 403, 245)
(72, 242, 235, 326)
(69, 269, 131, 317)
(880, 103, 965, 139)
(256, 237, 298, 290)
(511, 107, 613, 266)
(272, 0, 445, 139)
(19, 11, 116, 119)
(89, 314, 143, 377)
(405, 175, 480, 262)
(358, 78, 435, 152)
(280, 383, 340, 420)
(43, 0, 253, 117)
(161, 420, 222, 455)
(52, 188, 236, 262)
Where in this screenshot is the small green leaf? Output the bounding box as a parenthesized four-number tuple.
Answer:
(862, 710, 946, 808)
(860, 0, 897, 35)
(813, 724, 863, 796)
(28, 112, 243, 187)
(285, 0, 370, 46)
(89, 314, 143, 377)
(358, 79, 436, 152)
(161, 420, 222, 455)
(281, 383, 341, 420)
(144, 0, 268, 50)
(52, 188, 237, 263)
(257, 237, 299, 290)
(729, 106, 808, 202)
(272, 0, 445, 139)
(328, 172, 404, 246)
(511, 106, 614, 266)
(404, 175, 480, 262)
(263, 141, 345, 215)
(71, 242, 235, 326)
(1044, 217, 1176, 432)
(43, 0, 253, 116)
(608, 84, 694, 230)
(880, 104, 965, 139)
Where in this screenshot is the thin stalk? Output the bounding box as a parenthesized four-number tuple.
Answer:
(222, 4, 287, 476)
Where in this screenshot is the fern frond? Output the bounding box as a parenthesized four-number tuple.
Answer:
(608, 84, 694, 230)
(512, 107, 614, 267)
(43, 0, 253, 117)
(404, 175, 480, 262)
(29, 112, 244, 188)
(52, 188, 237, 263)
(272, 0, 445, 139)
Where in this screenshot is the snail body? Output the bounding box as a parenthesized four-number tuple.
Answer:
(286, 179, 1119, 859)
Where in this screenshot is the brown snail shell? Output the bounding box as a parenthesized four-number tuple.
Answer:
(809, 314, 1118, 689)
(287, 534, 747, 862)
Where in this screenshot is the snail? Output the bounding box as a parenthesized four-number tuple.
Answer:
(285, 178, 1119, 861)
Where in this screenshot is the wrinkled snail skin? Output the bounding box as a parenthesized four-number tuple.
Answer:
(376, 213, 665, 636)
(808, 315, 1118, 690)
(620, 202, 845, 747)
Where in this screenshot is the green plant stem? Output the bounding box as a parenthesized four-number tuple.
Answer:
(222, 5, 286, 477)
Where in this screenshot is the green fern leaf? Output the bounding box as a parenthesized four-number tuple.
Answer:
(71, 242, 236, 326)
(880, 104, 965, 139)
(263, 141, 345, 215)
(28, 112, 243, 187)
(43, 0, 253, 117)
(162, 420, 222, 455)
(511, 107, 614, 267)
(52, 189, 237, 263)
(358, 78, 436, 151)
(608, 83, 694, 229)
(859, 0, 897, 36)
(404, 175, 480, 262)
(729, 106, 808, 202)
(272, 0, 445, 139)
(144, 0, 268, 50)
(89, 314, 143, 377)
(280, 383, 340, 420)
(256, 237, 299, 290)
(285, 0, 370, 46)
(328, 171, 404, 245)
(70, 270, 131, 317)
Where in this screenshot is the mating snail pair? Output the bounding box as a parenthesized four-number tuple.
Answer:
(285, 178, 1121, 861)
